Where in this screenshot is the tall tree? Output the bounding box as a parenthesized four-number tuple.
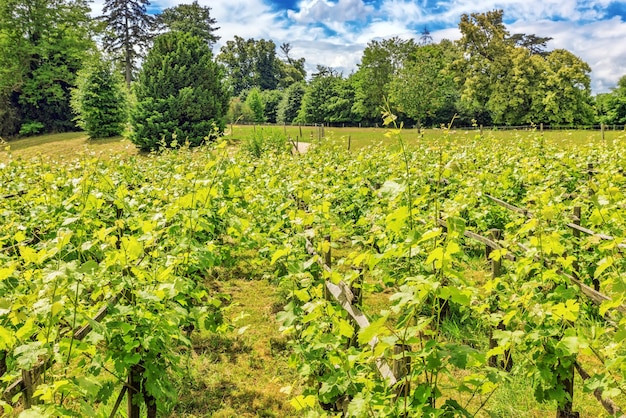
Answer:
(0, 0, 95, 136)
(296, 66, 355, 124)
(154, 1, 219, 47)
(101, 0, 154, 88)
(277, 81, 306, 124)
(218, 37, 305, 95)
(389, 42, 458, 130)
(596, 75, 626, 124)
(453, 9, 593, 125)
(352, 37, 417, 123)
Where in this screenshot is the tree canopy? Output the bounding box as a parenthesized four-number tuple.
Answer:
(154, 1, 220, 47)
(0, 0, 95, 136)
(101, 0, 154, 88)
(130, 31, 228, 150)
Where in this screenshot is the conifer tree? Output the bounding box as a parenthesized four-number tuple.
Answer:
(101, 0, 154, 88)
(130, 31, 228, 151)
(155, 1, 220, 47)
(71, 55, 128, 138)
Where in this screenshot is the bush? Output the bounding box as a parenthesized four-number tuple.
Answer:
(18, 121, 44, 136)
(130, 32, 229, 151)
(71, 56, 128, 138)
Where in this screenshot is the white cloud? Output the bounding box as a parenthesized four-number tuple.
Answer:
(288, 0, 374, 23)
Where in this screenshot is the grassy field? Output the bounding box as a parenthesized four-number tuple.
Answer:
(2, 128, 622, 417)
(227, 123, 626, 151)
(0, 131, 136, 162)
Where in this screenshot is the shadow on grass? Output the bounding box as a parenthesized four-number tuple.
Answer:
(174, 379, 289, 418)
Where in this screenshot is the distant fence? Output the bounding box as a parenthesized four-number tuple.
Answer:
(230, 121, 626, 131)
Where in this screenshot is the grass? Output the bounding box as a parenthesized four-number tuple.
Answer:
(0, 131, 136, 162)
(226, 123, 626, 151)
(5, 127, 624, 417)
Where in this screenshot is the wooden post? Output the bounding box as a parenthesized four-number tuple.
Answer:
(299, 125, 302, 139)
(21, 369, 34, 409)
(347, 267, 364, 348)
(540, 123, 544, 133)
(324, 235, 331, 300)
(588, 163, 595, 198)
(556, 360, 578, 418)
(348, 135, 351, 151)
(601, 123, 605, 141)
(393, 344, 411, 397)
(480, 124, 484, 136)
(127, 364, 141, 418)
(0, 351, 6, 378)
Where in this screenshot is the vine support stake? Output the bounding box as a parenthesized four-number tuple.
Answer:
(393, 344, 411, 398)
(127, 364, 141, 418)
(323, 235, 332, 300)
(21, 369, 35, 409)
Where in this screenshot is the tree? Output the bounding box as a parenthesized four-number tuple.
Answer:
(130, 31, 228, 150)
(277, 82, 306, 124)
(297, 66, 355, 124)
(246, 87, 265, 123)
(389, 43, 457, 130)
(595, 75, 626, 125)
(217, 36, 281, 95)
(261, 89, 284, 123)
(71, 54, 128, 138)
(154, 1, 219, 47)
(277, 43, 306, 88)
(540, 49, 594, 125)
(218, 37, 305, 95)
(352, 37, 418, 123)
(0, 0, 95, 136)
(453, 9, 593, 125)
(101, 0, 154, 88)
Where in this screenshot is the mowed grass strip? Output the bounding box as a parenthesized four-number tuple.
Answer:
(0, 131, 136, 162)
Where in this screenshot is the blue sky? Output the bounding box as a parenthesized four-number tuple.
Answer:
(92, 0, 626, 93)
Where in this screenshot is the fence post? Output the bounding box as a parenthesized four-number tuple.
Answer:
(601, 123, 605, 141)
(348, 135, 351, 151)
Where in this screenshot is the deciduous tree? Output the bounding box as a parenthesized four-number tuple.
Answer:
(0, 0, 95, 136)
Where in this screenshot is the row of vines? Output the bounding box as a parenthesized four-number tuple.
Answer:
(1, 126, 625, 417)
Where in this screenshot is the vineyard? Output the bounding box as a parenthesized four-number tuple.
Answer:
(1, 126, 626, 417)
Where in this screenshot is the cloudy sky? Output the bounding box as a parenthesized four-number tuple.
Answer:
(91, 0, 626, 93)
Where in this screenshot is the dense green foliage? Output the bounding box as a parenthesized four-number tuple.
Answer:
(0, 0, 95, 136)
(217, 37, 306, 96)
(277, 82, 306, 124)
(454, 10, 594, 126)
(597, 75, 626, 125)
(246, 87, 265, 123)
(154, 1, 220, 47)
(3, 128, 626, 416)
(71, 56, 128, 138)
(101, 0, 154, 88)
(297, 66, 357, 124)
(130, 31, 228, 150)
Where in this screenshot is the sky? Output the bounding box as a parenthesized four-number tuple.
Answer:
(90, 0, 626, 94)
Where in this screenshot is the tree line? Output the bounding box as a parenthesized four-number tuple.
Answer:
(1, 2, 625, 147)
